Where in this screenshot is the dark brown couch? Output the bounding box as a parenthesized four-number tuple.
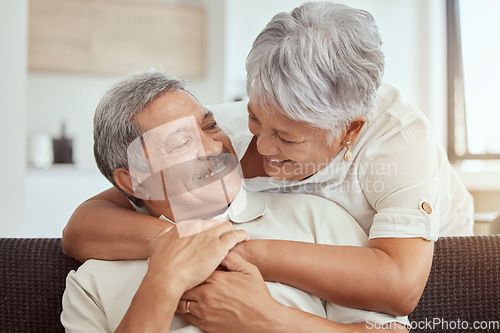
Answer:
(1, 236, 499, 332)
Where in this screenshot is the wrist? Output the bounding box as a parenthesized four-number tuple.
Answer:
(254, 301, 294, 333)
(275, 306, 343, 333)
(237, 240, 278, 280)
(232, 240, 258, 267)
(271, 305, 311, 332)
(246, 240, 274, 280)
(145, 265, 186, 299)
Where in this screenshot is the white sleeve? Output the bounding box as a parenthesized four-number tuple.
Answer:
(61, 270, 110, 333)
(359, 110, 440, 241)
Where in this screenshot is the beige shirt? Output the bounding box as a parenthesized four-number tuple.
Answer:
(211, 83, 474, 240)
(61, 189, 409, 332)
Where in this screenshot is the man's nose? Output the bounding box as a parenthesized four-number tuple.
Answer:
(198, 134, 223, 158)
(256, 130, 280, 156)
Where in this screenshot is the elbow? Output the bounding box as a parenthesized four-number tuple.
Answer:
(369, 240, 433, 317)
(392, 290, 422, 317)
(61, 226, 74, 257)
(377, 262, 428, 316)
(61, 224, 88, 263)
(387, 280, 426, 317)
(61, 201, 95, 263)
(61, 226, 69, 255)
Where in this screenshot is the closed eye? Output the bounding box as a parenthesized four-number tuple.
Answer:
(203, 122, 220, 131)
(167, 137, 192, 153)
(278, 136, 298, 144)
(248, 114, 260, 123)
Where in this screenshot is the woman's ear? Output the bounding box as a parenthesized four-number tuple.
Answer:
(344, 115, 366, 146)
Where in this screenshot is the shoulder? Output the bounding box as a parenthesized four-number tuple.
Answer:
(263, 192, 357, 226)
(373, 82, 416, 115)
(264, 192, 368, 245)
(62, 260, 148, 332)
(64, 259, 148, 313)
(265, 191, 346, 213)
(369, 82, 431, 131)
(77, 258, 146, 271)
(357, 83, 435, 160)
(68, 259, 147, 286)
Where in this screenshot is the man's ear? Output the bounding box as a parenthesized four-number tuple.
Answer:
(113, 168, 136, 197)
(343, 115, 366, 146)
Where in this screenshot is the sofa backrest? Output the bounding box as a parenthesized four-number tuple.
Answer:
(1, 236, 499, 332)
(0, 238, 80, 333)
(408, 235, 500, 332)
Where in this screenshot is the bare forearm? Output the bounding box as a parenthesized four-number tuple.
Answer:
(250, 241, 390, 311)
(244, 239, 432, 316)
(62, 198, 164, 262)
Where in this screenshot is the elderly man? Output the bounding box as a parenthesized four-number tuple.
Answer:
(61, 71, 408, 332)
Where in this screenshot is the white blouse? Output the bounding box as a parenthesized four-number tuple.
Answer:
(210, 83, 474, 241)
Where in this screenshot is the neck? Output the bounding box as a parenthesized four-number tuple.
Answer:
(151, 203, 231, 223)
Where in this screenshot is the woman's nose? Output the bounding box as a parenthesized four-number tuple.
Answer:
(256, 130, 279, 156)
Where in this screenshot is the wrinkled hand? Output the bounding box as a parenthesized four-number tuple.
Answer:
(148, 220, 249, 292)
(177, 251, 284, 333)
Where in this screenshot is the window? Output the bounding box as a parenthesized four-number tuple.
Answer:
(447, 0, 500, 161)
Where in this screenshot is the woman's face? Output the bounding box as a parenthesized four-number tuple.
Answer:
(247, 100, 343, 181)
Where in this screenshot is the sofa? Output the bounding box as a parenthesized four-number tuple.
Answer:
(1, 236, 499, 333)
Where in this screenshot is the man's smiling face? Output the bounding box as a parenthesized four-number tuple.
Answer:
(128, 89, 241, 221)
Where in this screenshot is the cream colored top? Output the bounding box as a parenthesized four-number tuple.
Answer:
(211, 83, 474, 241)
(61, 190, 409, 332)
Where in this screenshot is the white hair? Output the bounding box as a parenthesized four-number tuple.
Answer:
(93, 71, 186, 205)
(246, 2, 384, 143)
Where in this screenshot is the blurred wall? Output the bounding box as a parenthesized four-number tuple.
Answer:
(0, 0, 28, 236)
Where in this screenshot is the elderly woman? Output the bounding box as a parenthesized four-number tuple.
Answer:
(62, 1, 473, 325)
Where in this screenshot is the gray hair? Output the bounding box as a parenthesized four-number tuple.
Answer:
(93, 71, 186, 205)
(246, 2, 384, 143)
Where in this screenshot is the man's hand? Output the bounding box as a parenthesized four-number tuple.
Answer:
(148, 221, 249, 292)
(116, 221, 249, 333)
(177, 251, 285, 333)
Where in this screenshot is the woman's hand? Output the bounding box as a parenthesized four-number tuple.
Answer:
(148, 220, 249, 292)
(176, 251, 286, 333)
(175, 250, 409, 333)
(224, 237, 433, 317)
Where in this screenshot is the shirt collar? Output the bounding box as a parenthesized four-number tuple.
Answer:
(227, 186, 267, 223)
(159, 187, 267, 224)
